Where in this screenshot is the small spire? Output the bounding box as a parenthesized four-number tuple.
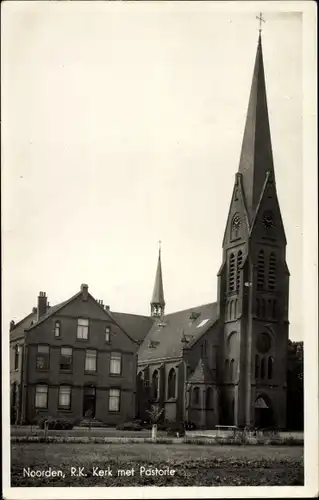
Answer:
(150, 242, 165, 318)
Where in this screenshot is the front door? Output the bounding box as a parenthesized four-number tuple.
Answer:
(83, 387, 96, 418)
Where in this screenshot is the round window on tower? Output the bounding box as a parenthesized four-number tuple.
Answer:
(256, 332, 271, 354)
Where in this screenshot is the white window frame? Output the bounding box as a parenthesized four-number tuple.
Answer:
(58, 386, 71, 410)
(110, 352, 122, 375)
(105, 327, 111, 343)
(108, 388, 120, 412)
(60, 347, 73, 371)
(77, 318, 89, 339)
(54, 321, 61, 337)
(85, 349, 97, 372)
(35, 385, 48, 409)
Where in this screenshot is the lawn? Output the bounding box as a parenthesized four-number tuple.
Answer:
(11, 442, 303, 487)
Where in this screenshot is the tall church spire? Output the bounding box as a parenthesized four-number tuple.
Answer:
(150, 242, 165, 318)
(238, 33, 275, 222)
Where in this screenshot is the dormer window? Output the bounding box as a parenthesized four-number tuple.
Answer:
(54, 320, 61, 338)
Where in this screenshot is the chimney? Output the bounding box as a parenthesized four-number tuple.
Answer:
(97, 299, 104, 306)
(37, 292, 47, 320)
(47, 302, 51, 310)
(81, 284, 88, 301)
(32, 307, 37, 314)
(10, 320, 15, 332)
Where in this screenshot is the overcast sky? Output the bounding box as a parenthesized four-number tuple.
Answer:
(2, 2, 305, 340)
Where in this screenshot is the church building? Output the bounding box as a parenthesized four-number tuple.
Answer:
(136, 32, 289, 430)
(10, 31, 290, 430)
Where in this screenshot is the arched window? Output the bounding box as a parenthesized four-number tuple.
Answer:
(151, 370, 159, 400)
(256, 298, 260, 317)
(137, 372, 144, 392)
(257, 250, 265, 290)
(268, 253, 276, 290)
(230, 359, 235, 380)
(11, 382, 17, 408)
(268, 357, 274, 379)
(229, 301, 233, 320)
(206, 387, 213, 409)
(14, 345, 20, 370)
(228, 253, 236, 292)
(255, 355, 260, 378)
(260, 358, 266, 379)
(193, 387, 200, 405)
(167, 368, 176, 399)
(225, 359, 229, 378)
(231, 213, 241, 240)
(261, 299, 266, 318)
(54, 321, 61, 338)
(272, 300, 277, 319)
(236, 250, 243, 291)
(234, 299, 238, 319)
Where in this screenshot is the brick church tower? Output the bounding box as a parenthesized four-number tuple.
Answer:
(217, 33, 289, 429)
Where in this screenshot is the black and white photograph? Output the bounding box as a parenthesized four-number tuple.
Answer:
(2, 1, 317, 498)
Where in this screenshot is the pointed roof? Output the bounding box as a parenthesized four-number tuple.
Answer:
(151, 247, 165, 306)
(188, 358, 215, 384)
(238, 33, 275, 222)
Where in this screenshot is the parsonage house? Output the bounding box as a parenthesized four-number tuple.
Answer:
(10, 33, 289, 429)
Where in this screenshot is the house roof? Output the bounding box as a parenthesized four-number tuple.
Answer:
(188, 357, 216, 384)
(25, 295, 79, 331)
(111, 311, 155, 343)
(10, 311, 38, 341)
(138, 302, 219, 362)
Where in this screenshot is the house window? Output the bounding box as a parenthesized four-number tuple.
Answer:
(58, 386, 71, 410)
(105, 327, 111, 343)
(14, 345, 20, 370)
(85, 350, 97, 372)
(257, 250, 265, 290)
(54, 320, 61, 337)
(167, 368, 176, 399)
(35, 385, 48, 409)
(108, 388, 120, 412)
(193, 386, 200, 405)
(151, 370, 159, 400)
(60, 347, 72, 371)
(77, 318, 89, 339)
(110, 352, 122, 375)
(36, 345, 50, 370)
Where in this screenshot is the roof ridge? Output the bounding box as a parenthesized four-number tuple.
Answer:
(163, 301, 217, 317)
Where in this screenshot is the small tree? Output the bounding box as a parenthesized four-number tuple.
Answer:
(147, 405, 164, 442)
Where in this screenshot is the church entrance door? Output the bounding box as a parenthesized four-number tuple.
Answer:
(254, 396, 274, 428)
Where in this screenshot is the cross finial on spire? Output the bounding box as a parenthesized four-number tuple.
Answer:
(256, 12, 265, 33)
